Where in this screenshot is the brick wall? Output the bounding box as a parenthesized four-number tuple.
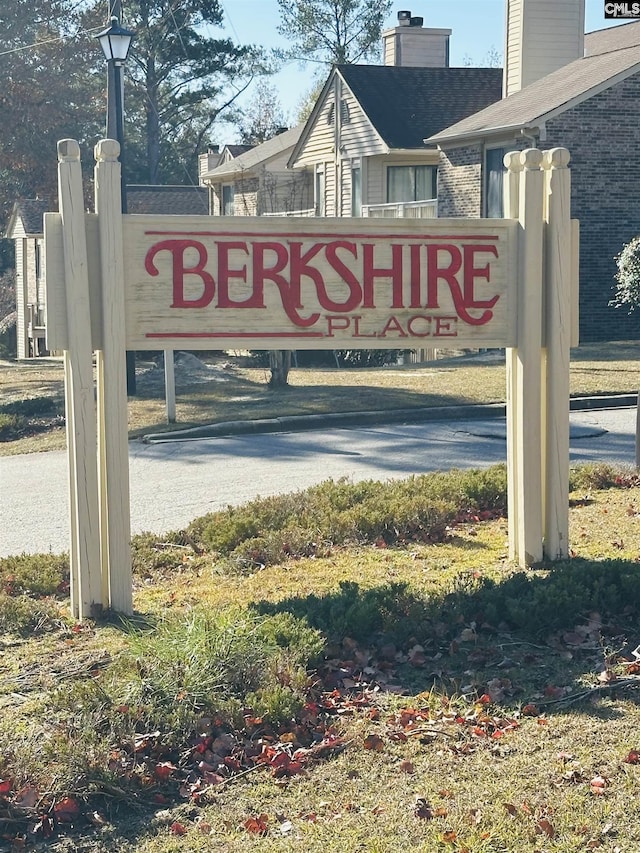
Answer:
(438, 71, 640, 342)
(544, 72, 640, 341)
(437, 144, 483, 217)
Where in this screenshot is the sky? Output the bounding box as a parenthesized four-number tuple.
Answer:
(215, 0, 629, 136)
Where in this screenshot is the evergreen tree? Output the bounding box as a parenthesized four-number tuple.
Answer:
(277, 0, 392, 66)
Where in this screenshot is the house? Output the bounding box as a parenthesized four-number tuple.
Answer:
(286, 14, 502, 220)
(6, 185, 208, 359)
(200, 125, 314, 217)
(5, 199, 49, 358)
(427, 0, 640, 342)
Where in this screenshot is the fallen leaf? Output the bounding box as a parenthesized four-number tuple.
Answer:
(399, 760, 414, 774)
(442, 830, 457, 843)
(590, 775, 608, 795)
(53, 797, 81, 823)
(170, 821, 187, 835)
(504, 802, 518, 817)
(536, 818, 555, 838)
(154, 761, 177, 780)
(244, 814, 269, 835)
(623, 749, 640, 764)
(0, 779, 12, 795)
(363, 733, 384, 751)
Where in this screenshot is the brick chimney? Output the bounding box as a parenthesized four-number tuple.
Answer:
(382, 10, 451, 68)
(504, 0, 585, 97)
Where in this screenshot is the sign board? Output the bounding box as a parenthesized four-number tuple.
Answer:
(47, 216, 518, 351)
(45, 139, 575, 621)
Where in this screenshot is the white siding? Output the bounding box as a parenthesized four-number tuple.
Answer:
(505, 0, 585, 96)
(339, 87, 386, 159)
(294, 97, 337, 168)
(15, 239, 27, 359)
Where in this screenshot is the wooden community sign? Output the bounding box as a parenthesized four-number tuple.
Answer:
(47, 212, 518, 351)
(45, 140, 577, 620)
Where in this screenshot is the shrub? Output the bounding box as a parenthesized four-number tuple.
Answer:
(188, 465, 508, 571)
(612, 235, 640, 311)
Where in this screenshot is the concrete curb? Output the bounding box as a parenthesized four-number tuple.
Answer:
(141, 394, 637, 444)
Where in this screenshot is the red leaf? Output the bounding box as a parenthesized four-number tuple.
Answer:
(154, 761, 176, 781)
(54, 797, 81, 823)
(363, 733, 385, 751)
(170, 821, 187, 835)
(244, 814, 269, 835)
(536, 818, 555, 838)
(624, 749, 640, 764)
(0, 779, 12, 795)
(399, 760, 414, 774)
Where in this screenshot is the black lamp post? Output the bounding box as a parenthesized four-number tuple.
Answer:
(95, 16, 137, 394)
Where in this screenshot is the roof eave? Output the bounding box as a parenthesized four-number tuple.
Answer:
(427, 122, 532, 147)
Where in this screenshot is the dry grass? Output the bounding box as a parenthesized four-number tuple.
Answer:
(1, 341, 639, 456)
(3, 483, 640, 851)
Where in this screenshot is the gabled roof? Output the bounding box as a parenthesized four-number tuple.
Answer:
(222, 144, 254, 159)
(337, 65, 503, 148)
(289, 65, 503, 164)
(126, 185, 208, 215)
(203, 125, 305, 181)
(428, 21, 640, 146)
(5, 199, 50, 237)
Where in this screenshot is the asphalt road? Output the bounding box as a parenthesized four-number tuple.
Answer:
(0, 407, 636, 557)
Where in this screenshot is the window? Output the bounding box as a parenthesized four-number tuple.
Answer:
(485, 147, 507, 218)
(387, 165, 437, 203)
(222, 184, 234, 216)
(315, 168, 325, 216)
(351, 166, 361, 217)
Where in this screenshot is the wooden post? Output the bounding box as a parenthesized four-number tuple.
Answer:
(513, 148, 545, 566)
(57, 139, 102, 619)
(504, 151, 523, 563)
(542, 148, 571, 559)
(164, 350, 176, 423)
(94, 139, 133, 614)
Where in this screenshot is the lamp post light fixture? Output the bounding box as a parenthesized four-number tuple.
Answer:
(95, 15, 137, 394)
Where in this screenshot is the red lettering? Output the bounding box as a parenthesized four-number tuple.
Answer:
(145, 239, 215, 309)
(253, 242, 319, 327)
(353, 315, 377, 337)
(217, 241, 263, 308)
(362, 244, 404, 308)
(426, 244, 495, 326)
(326, 315, 351, 337)
(323, 241, 362, 311)
(407, 315, 432, 337)
(379, 315, 407, 338)
(462, 245, 499, 321)
(434, 316, 458, 337)
(410, 243, 422, 308)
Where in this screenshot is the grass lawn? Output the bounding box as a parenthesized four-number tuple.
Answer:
(2, 465, 640, 851)
(1, 341, 639, 456)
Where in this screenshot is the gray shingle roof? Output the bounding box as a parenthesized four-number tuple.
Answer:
(203, 125, 305, 180)
(428, 21, 640, 145)
(336, 65, 503, 148)
(126, 185, 208, 215)
(10, 199, 50, 235)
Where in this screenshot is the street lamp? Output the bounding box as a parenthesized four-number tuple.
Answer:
(95, 15, 136, 394)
